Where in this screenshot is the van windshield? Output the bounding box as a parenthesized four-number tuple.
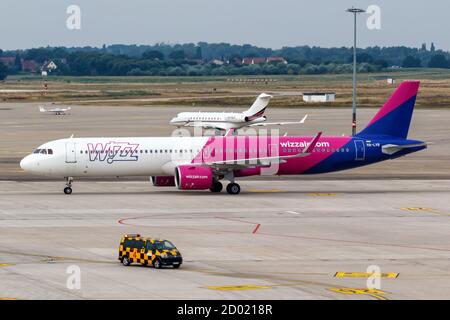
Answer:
(154, 240, 176, 250)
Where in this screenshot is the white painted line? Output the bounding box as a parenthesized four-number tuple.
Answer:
(285, 210, 300, 215)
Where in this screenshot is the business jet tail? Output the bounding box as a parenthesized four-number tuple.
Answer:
(243, 93, 272, 120)
(39, 106, 47, 113)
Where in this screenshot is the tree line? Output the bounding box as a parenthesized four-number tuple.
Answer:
(0, 42, 450, 79)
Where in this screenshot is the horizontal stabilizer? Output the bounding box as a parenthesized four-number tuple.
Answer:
(382, 142, 427, 155)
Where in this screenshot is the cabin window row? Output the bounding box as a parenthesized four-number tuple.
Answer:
(80, 149, 199, 154)
(282, 147, 350, 153)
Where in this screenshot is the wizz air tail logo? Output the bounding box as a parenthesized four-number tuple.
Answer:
(87, 141, 139, 164)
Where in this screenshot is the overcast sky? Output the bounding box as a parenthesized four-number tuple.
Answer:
(1, 0, 449, 51)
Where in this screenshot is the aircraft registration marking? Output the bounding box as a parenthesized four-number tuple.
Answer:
(334, 272, 399, 279)
(206, 285, 271, 291)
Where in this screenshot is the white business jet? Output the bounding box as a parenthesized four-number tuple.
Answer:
(39, 106, 71, 115)
(170, 93, 307, 131)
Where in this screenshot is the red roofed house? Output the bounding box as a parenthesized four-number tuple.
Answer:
(21, 59, 38, 73)
(0, 56, 16, 66)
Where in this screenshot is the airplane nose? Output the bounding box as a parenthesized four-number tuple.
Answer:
(20, 155, 33, 171)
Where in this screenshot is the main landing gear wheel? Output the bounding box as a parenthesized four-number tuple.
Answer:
(63, 187, 72, 195)
(64, 177, 73, 195)
(209, 181, 223, 193)
(226, 183, 240, 195)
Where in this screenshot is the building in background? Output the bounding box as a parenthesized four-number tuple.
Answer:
(241, 57, 287, 65)
(302, 92, 336, 103)
(21, 59, 38, 73)
(387, 78, 395, 84)
(41, 60, 58, 74)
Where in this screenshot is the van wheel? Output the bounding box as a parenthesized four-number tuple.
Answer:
(173, 264, 181, 269)
(153, 258, 162, 269)
(122, 256, 130, 266)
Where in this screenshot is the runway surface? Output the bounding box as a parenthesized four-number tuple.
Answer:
(0, 179, 449, 300)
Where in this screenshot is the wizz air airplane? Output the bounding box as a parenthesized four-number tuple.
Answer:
(39, 106, 71, 115)
(21, 81, 426, 195)
(169, 93, 307, 130)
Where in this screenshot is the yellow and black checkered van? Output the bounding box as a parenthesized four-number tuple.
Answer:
(118, 234, 182, 269)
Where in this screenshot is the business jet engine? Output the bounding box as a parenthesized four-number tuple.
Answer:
(175, 165, 214, 190)
(150, 176, 176, 187)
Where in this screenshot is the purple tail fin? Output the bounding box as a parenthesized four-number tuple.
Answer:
(357, 81, 420, 139)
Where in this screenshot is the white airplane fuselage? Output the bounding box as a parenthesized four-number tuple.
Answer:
(169, 93, 272, 130)
(170, 112, 267, 130)
(20, 137, 209, 177)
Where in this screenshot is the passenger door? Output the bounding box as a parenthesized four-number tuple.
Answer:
(354, 140, 365, 161)
(65, 142, 77, 163)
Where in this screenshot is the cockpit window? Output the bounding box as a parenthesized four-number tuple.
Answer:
(33, 148, 53, 155)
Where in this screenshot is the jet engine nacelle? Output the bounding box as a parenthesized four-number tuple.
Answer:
(175, 165, 213, 190)
(244, 115, 266, 123)
(150, 176, 176, 187)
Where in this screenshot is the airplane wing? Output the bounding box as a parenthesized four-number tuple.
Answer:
(248, 115, 308, 127)
(381, 142, 427, 155)
(196, 132, 322, 170)
(184, 122, 227, 130)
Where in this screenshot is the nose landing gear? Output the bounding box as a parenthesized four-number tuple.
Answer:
(64, 177, 73, 194)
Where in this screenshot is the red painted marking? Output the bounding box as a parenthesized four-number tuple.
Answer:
(117, 216, 144, 225)
(252, 224, 261, 234)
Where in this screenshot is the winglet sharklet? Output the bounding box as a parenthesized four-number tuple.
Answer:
(302, 132, 322, 154)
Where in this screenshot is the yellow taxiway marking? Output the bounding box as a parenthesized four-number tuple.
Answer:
(401, 207, 433, 212)
(248, 189, 284, 193)
(334, 272, 399, 279)
(206, 284, 271, 291)
(0, 297, 17, 300)
(0, 264, 13, 267)
(401, 207, 450, 216)
(307, 193, 337, 197)
(329, 287, 388, 300)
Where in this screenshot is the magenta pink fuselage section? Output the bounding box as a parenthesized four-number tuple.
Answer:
(191, 135, 352, 176)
